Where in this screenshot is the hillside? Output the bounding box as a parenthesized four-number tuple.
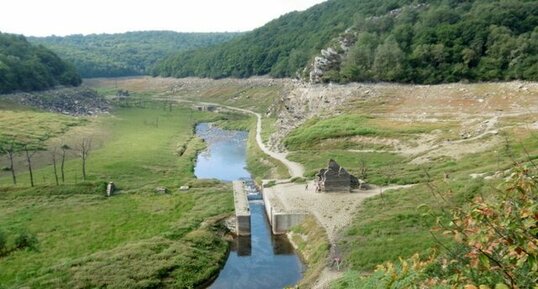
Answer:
(30, 31, 242, 78)
(154, 0, 538, 84)
(0, 32, 81, 94)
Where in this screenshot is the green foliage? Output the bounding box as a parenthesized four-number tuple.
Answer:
(153, 0, 363, 78)
(30, 31, 242, 78)
(154, 0, 538, 84)
(0, 32, 81, 93)
(13, 230, 38, 251)
(434, 165, 538, 288)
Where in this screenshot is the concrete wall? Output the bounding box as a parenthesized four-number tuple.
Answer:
(236, 214, 251, 236)
(233, 181, 251, 236)
(272, 212, 307, 235)
(262, 186, 308, 235)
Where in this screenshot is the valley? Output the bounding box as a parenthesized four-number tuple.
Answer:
(2, 76, 534, 288)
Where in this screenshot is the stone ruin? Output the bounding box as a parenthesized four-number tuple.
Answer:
(314, 159, 360, 193)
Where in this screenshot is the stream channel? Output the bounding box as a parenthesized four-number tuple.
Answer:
(194, 123, 303, 289)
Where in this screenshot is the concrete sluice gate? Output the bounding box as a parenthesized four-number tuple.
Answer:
(234, 180, 308, 236)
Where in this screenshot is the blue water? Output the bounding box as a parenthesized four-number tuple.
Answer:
(193, 123, 303, 289)
(194, 123, 251, 181)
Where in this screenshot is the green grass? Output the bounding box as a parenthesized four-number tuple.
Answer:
(289, 216, 330, 289)
(0, 108, 85, 145)
(246, 120, 290, 182)
(0, 106, 211, 189)
(288, 150, 420, 185)
(284, 114, 452, 151)
(261, 117, 277, 144)
(337, 177, 491, 271)
(0, 104, 235, 288)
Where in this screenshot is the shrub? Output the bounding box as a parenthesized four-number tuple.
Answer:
(14, 230, 38, 251)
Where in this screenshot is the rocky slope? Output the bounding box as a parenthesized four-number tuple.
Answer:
(2, 87, 109, 116)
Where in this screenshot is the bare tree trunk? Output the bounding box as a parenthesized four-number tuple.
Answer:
(24, 146, 35, 187)
(51, 148, 59, 186)
(60, 144, 70, 183)
(7, 144, 16, 185)
(82, 152, 86, 181)
(79, 138, 92, 181)
(61, 150, 66, 183)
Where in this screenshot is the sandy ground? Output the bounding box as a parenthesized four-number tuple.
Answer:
(265, 181, 411, 243)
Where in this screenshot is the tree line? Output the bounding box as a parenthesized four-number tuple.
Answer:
(0, 32, 81, 94)
(153, 0, 538, 84)
(0, 138, 92, 187)
(29, 31, 242, 78)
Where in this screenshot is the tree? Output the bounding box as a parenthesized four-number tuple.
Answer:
(22, 143, 39, 187)
(60, 143, 70, 183)
(50, 147, 59, 186)
(2, 140, 19, 185)
(78, 138, 91, 181)
(372, 36, 405, 81)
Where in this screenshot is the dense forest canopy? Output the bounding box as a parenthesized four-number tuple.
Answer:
(154, 0, 538, 84)
(30, 31, 242, 78)
(0, 32, 81, 94)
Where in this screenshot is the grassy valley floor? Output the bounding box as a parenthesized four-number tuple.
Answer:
(0, 103, 235, 288)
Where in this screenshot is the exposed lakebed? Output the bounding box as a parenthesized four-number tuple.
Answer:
(194, 123, 303, 289)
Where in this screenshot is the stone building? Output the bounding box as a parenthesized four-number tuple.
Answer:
(315, 159, 359, 192)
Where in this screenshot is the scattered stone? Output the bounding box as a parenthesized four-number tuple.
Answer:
(155, 187, 168, 194)
(179, 185, 190, 191)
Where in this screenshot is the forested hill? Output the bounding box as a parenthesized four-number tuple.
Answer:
(154, 0, 538, 84)
(0, 32, 81, 94)
(30, 31, 242, 78)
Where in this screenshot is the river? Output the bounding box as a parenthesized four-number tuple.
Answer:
(194, 123, 303, 289)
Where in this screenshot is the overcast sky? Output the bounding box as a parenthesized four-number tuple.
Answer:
(1, 0, 328, 37)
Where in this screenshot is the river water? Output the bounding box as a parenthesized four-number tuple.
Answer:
(194, 123, 303, 289)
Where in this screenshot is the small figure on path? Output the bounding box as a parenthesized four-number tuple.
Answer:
(305, 183, 308, 191)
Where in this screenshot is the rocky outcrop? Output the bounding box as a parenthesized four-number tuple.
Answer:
(307, 30, 356, 83)
(3, 87, 109, 116)
(267, 82, 374, 152)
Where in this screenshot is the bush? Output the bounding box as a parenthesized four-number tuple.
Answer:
(14, 230, 38, 251)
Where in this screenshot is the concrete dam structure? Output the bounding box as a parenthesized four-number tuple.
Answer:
(233, 181, 251, 236)
(262, 181, 308, 235)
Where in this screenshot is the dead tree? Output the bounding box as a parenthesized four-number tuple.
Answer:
(6, 141, 18, 185)
(50, 147, 59, 186)
(23, 144, 38, 187)
(78, 138, 92, 181)
(60, 144, 70, 183)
